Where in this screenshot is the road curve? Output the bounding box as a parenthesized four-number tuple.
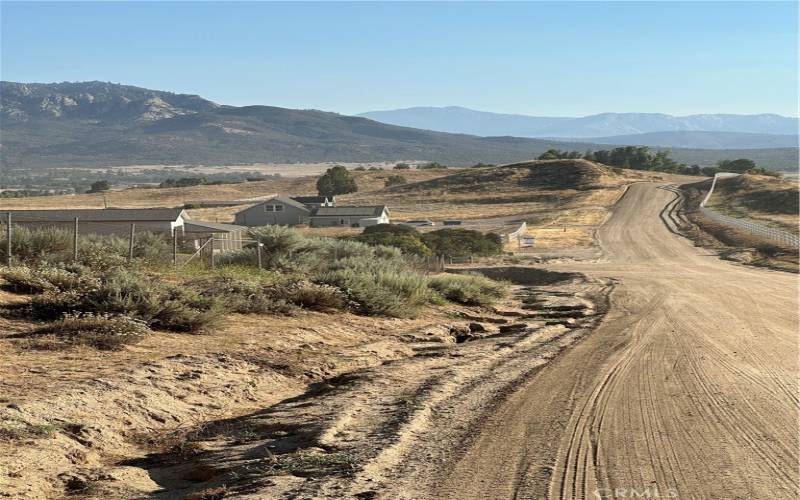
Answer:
(431, 183, 799, 499)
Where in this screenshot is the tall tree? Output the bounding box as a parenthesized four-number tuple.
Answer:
(317, 165, 358, 197)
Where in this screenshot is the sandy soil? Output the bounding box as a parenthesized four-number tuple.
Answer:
(111, 182, 796, 499)
(0, 272, 602, 499)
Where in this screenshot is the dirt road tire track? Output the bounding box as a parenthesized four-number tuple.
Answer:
(396, 183, 798, 500)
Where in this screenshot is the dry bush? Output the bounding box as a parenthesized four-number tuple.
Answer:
(287, 281, 346, 311)
(28, 268, 222, 333)
(27, 313, 150, 350)
(427, 273, 509, 306)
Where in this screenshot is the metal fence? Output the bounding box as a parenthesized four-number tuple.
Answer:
(699, 206, 799, 248)
(697, 172, 799, 248)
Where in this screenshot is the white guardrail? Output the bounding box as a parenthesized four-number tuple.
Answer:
(700, 173, 799, 248)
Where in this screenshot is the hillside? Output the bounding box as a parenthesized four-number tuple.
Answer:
(389, 159, 618, 194)
(359, 106, 799, 138)
(2, 82, 798, 170)
(0, 81, 598, 169)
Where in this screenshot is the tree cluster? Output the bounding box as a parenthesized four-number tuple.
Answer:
(355, 224, 504, 259)
(537, 147, 774, 177)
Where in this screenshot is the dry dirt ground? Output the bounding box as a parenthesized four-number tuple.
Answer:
(377, 183, 798, 500)
(0, 266, 605, 498)
(3, 171, 794, 499)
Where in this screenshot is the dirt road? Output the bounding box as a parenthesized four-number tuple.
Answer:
(407, 183, 799, 499)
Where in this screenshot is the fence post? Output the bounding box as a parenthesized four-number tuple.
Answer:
(209, 237, 215, 268)
(173, 230, 178, 268)
(73, 217, 79, 262)
(256, 238, 263, 269)
(5, 212, 11, 268)
(128, 223, 136, 264)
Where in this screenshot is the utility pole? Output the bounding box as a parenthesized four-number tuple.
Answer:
(256, 238, 263, 269)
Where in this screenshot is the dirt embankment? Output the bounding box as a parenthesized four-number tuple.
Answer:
(0, 267, 607, 499)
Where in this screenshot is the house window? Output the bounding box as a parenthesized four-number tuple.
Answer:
(264, 204, 285, 212)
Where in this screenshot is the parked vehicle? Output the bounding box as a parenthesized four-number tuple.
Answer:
(402, 219, 435, 227)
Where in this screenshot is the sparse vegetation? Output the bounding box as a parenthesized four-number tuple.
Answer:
(428, 273, 509, 306)
(0, 224, 173, 268)
(0, 223, 509, 348)
(25, 267, 222, 333)
(316, 258, 436, 317)
(0, 418, 57, 441)
(27, 313, 150, 350)
(287, 281, 346, 312)
(261, 451, 357, 477)
(384, 174, 407, 187)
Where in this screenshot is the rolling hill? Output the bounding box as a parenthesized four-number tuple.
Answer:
(389, 159, 618, 194)
(1, 82, 797, 170)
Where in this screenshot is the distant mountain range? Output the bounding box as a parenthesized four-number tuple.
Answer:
(1, 82, 797, 170)
(581, 131, 798, 150)
(358, 107, 799, 148)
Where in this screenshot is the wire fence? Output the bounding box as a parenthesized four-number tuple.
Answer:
(698, 172, 799, 248)
(699, 207, 799, 248)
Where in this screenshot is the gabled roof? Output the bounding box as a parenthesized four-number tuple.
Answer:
(183, 221, 247, 233)
(1, 208, 186, 222)
(310, 205, 387, 217)
(290, 196, 331, 205)
(234, 196, 311, 215)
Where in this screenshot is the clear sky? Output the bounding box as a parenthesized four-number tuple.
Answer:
(1, 1, 797, 117)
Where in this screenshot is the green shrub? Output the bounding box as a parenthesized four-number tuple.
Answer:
(189, 276, 295, 315)
(1, 266, 60, 294)
(421, 229, 503, 259)
(355, 224, 432, 256)
(28, 313, 150, 350)
(28, 269, 221, 333)
(385, 174, 407, 187)
(1, 265, 100, 294)
(215, 248, 258, 268)
(427, 273, 509, 306)
(249, 225, 309, 269)
(316, 260, 434, 317)
(287, 281, 346, 311)
(0, 225, 73, 263)
(356, 232, 432, 256)
(151, 284, 222, 332)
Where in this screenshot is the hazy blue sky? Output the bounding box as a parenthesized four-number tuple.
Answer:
(1, 1, 797, 117)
